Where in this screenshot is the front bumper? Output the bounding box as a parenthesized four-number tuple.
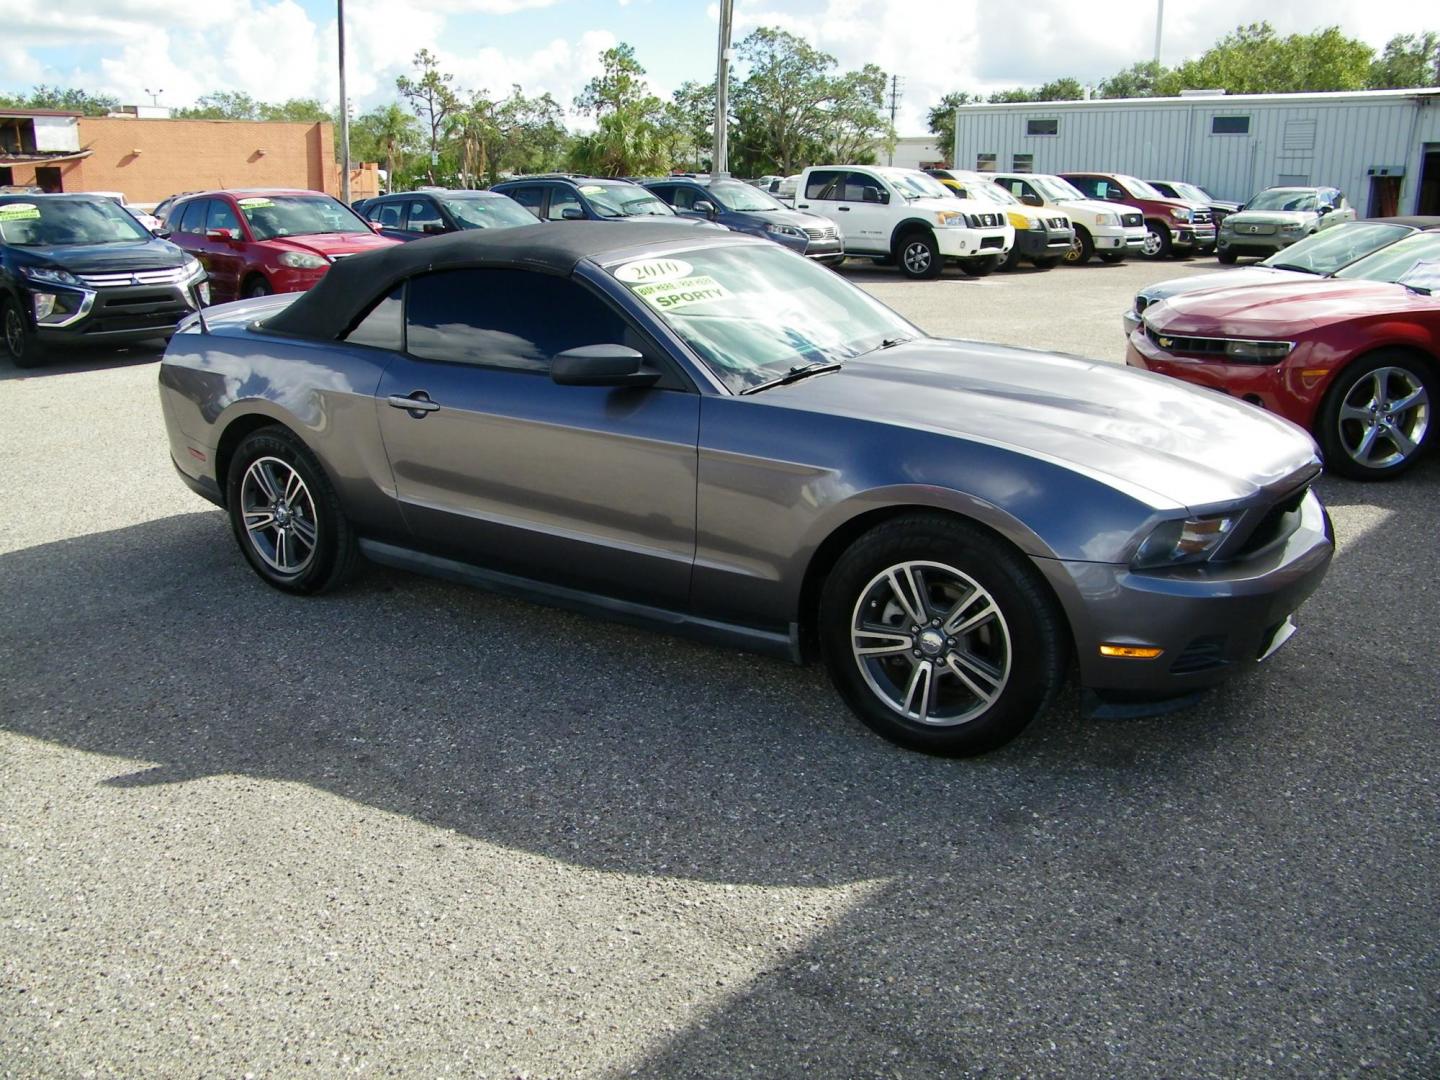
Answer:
(935, 226, 1012, 259)
(1172, 223, 1217, 248)
(1016, 226, 1073, 258)
(27, 281, 199, 346)
(1035, 489, 1333, 697)
(1218, 230, 1306, 257)
(265, 264, 330, 294)
(1092, 224, 1147, 251)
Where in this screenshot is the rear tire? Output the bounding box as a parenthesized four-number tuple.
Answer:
(1001, 244, 1024, 271)
(819, 514, 1065, 756)
(225, 426, 360, 594)
(2, 295, 44, 369)
(1316, 351, 1435, 480)
(1063, 226, 1094, 265)
(896, 231, 943, 280)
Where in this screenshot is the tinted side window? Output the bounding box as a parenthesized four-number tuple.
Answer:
(805, 170, 844, 200)
(178, 200, 208, 234)
(207, 200, 241, 236)
(405, 269, 628, 372)
(669, 186, 700, 211)
(344, 285, 404, 350)
(547, 188, 582, 221)
(1067, 176, 1102, 199)
(406, 199, 444, 234)
(506, 186, 544, 219)
(841, 172, 883, 202)
(647, 185, 678, 206)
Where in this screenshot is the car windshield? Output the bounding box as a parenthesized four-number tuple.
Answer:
(967, 182, 1015, 205)
(709, 180, 784, 212)
(890, 171, 950, 200)
(1247, 190, 1318, 213)
(606, 243, 917, 393)
(1336, 231, 1440, 283)
(582, 184, 673, 218)
(441, 196, 538, 229)
(1171, 183, 1208, 203)
(1031, 175, 1087, 201)
(1262, 222, 1413, 275)
(236, 195, 370, 240)
(0, 197, 150, 246)
(1116, 175, 1163, 199)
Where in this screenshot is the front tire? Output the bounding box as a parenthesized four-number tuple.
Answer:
(819, 514, 1065, 756)
(1096, 252, 1126, 264)
(226, 426, 359, 593)
(896, 231, 943, 280)
(2, 295, 44, 369)
(959, 255, 1002, 278)
(1031, 256, 1060, 269)
(1317, 352, 1435, 480)
(245, 276, 273, 298)
(1217, 249, 1238, 265)
(1063, 226, 1094, 265)
(1141, 220, 1172, 259)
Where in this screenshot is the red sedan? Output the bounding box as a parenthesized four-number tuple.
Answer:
(163, 189, 398, 303)
(1127, 271, 1437, 480)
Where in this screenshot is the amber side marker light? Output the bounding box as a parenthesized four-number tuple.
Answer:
(1099, 644, 1164, 659)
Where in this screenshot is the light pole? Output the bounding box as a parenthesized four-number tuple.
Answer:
(1153, 0, 1164, 70)
(143, 88, 163, 108)
(713, 0, 733, 178)
(337, 0, 352, 202)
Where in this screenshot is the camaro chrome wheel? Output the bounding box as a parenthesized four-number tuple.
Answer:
(850, 560, 1011, 727)
(819, 514, 1064, 756)
(1319, 353, 1435, 480)
(225, 427, 359, 594)
(240, 456, 319, 576)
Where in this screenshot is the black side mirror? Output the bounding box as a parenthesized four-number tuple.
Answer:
(1318, 204, 1333, 215)
(551, 345, 660, 388)
(560, 206, 585, 220)
(151, 228, 173, 239)
(1020, 194, 1042, 207)
(694, 199, 718, 219)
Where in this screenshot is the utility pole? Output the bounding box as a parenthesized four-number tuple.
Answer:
(887, 75, 902, 165)
(1153, 0, 1164, 69)
(713, 0, 733, 178)
(337, 0, 352, 203)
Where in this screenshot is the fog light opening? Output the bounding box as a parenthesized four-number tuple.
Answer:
(33, 292, 58, 320)
(1099, 644, 1165, 659)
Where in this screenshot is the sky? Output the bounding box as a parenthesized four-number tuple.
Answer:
(1, 0, 1434, 134)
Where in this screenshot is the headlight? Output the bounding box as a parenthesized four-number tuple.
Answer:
(1280, 222, 1305, 233)
(765, 223, 806, 239)
(932, 210, 966, 228)
(1222, 339, 1294, 362)
(1170, 207, 1192, 222)
(1133, 515, 1237, 569)
(20, 265, 81, 286)
(277, 251, 329, 269)
(182, 256, 206, 281)
(1097, 212, 1119, 227)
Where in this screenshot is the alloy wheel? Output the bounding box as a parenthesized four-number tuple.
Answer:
(902, 241, 932, 276)
(239, 455, 319, 575)
(1335, 366, 1430, 471)
(849, 560, 1012, 727)
(1141, 229, 1163, 256)
(3, 305, 22, 358)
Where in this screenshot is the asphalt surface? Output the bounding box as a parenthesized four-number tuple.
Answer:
(2, 254, 1437, 1078)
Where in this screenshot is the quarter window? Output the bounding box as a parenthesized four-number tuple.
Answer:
(1026, 118, 1058, 136)
(344, 285, 404, 351)
(805, 170, 845, 200)
(405, 269, 629, 372)
(1212, 115, 1250, 135)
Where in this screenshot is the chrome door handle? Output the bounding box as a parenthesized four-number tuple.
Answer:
(388, 392, 440, 416)
(837, 206, 851, 211)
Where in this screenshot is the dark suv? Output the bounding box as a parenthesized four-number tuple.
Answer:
(489, 175, 720, 230)
(640, 176, 843, 264)
(1, 193, 207, 368)
(359, 189, 538, 242)
(1060, 172, 1216, 259)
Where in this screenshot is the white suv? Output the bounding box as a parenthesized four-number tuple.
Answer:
(795, 165, 1014, 279)
(992, 173, 1147, 265)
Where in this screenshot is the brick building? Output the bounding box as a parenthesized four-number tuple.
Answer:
(1, 110, 379, 204)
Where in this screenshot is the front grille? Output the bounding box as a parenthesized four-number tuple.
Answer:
(803, 225, 838, 241)
(1192, 208, 1212, 225)
(1170, 636, 1229, 675)
(979, 235, 1003, 249)
(965, 212, 1003, 229)
(1145, 325, 1228, 357)
(77, 267, 189, 288)
(1121, 212, 1143, 228)
(1236, 223, 1276, 236)
(1047, 216, 1069, 230)
(1232, 485, 1308, 559)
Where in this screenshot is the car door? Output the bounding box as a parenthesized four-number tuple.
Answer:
(172, 199, 229, 300)
(833, 171, 893, 252)
(201, 198, 247, 301)
(504, 185, 546, 221)
(404, 196, 448, 237)
(364, 197, 410, 241)
(374, 266, 700, 607)
(545, 186, 585, 221)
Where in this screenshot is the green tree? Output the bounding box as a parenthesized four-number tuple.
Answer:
(0, 85, 119, 116)
(491, 88, 569, 179)
(1097, 61, 1167, 99)
(669, 80, 715, 171)
(174, 91, 262, 119)
(1367, 31, 1440, 88)
(1165, 23, 1372, 94)
(732, 27, 838, 174)
(397, 48, 461, 183)
(820, 64, 890, 163)
(926, 91, 982, 165)
(575, 43, 653, 118)
(987, 77, 1085, 104)
(260, 98, 331, 123)
(350, 103, 422, 188)
(569, 42, 669, 175)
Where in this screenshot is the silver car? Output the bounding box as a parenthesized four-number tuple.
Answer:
(159, 223, 1333, 756)
(1217, 186, 1356, 263)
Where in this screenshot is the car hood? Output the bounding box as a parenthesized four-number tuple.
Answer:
(616, 215, 711, 226)
(11, 238, 189, 273)
(1056, 198, 1136, 220)
(1224, 210, 1315, 228)
(767, 339, 1318, 510)
(1139, 266, 1310, 304)
(1145, 278, 1428, 335)
(264, 232, 398, 258)
(739, 208, 831, 229)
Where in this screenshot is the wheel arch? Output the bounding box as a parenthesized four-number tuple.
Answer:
(213, 409, 310, 505)
(888, 218, 938, 254)
(795, 502, 1072, 663)
(1314, 341, 1440, 421)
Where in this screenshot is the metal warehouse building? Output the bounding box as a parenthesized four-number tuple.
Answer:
(954, 88, 1440, 217)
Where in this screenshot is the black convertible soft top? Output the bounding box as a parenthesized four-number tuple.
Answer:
(260, 220, 716, 341)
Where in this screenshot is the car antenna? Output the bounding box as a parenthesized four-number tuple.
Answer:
(188, 280, 210, 334)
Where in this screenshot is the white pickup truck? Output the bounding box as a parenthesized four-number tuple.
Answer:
(992, 173, 1148, 265)
(795, 165, 1014, 279)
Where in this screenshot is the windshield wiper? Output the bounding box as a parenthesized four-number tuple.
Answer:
(855, 336, 914, 357)
(1268, 263, 1319, 274)
(740, 361, 843, 395)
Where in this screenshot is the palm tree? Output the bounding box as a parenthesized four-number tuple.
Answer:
(363, 104, 421, 191)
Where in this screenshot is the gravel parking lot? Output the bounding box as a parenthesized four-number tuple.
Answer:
(2, 254, 1437, 1079)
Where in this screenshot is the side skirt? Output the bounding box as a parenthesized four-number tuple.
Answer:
(358, 539, 803, 664)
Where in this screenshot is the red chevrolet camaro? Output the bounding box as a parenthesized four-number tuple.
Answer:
(1127, 235, 1439, 480)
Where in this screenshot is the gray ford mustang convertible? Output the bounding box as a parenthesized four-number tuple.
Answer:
(160, 222, 1333, 755)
